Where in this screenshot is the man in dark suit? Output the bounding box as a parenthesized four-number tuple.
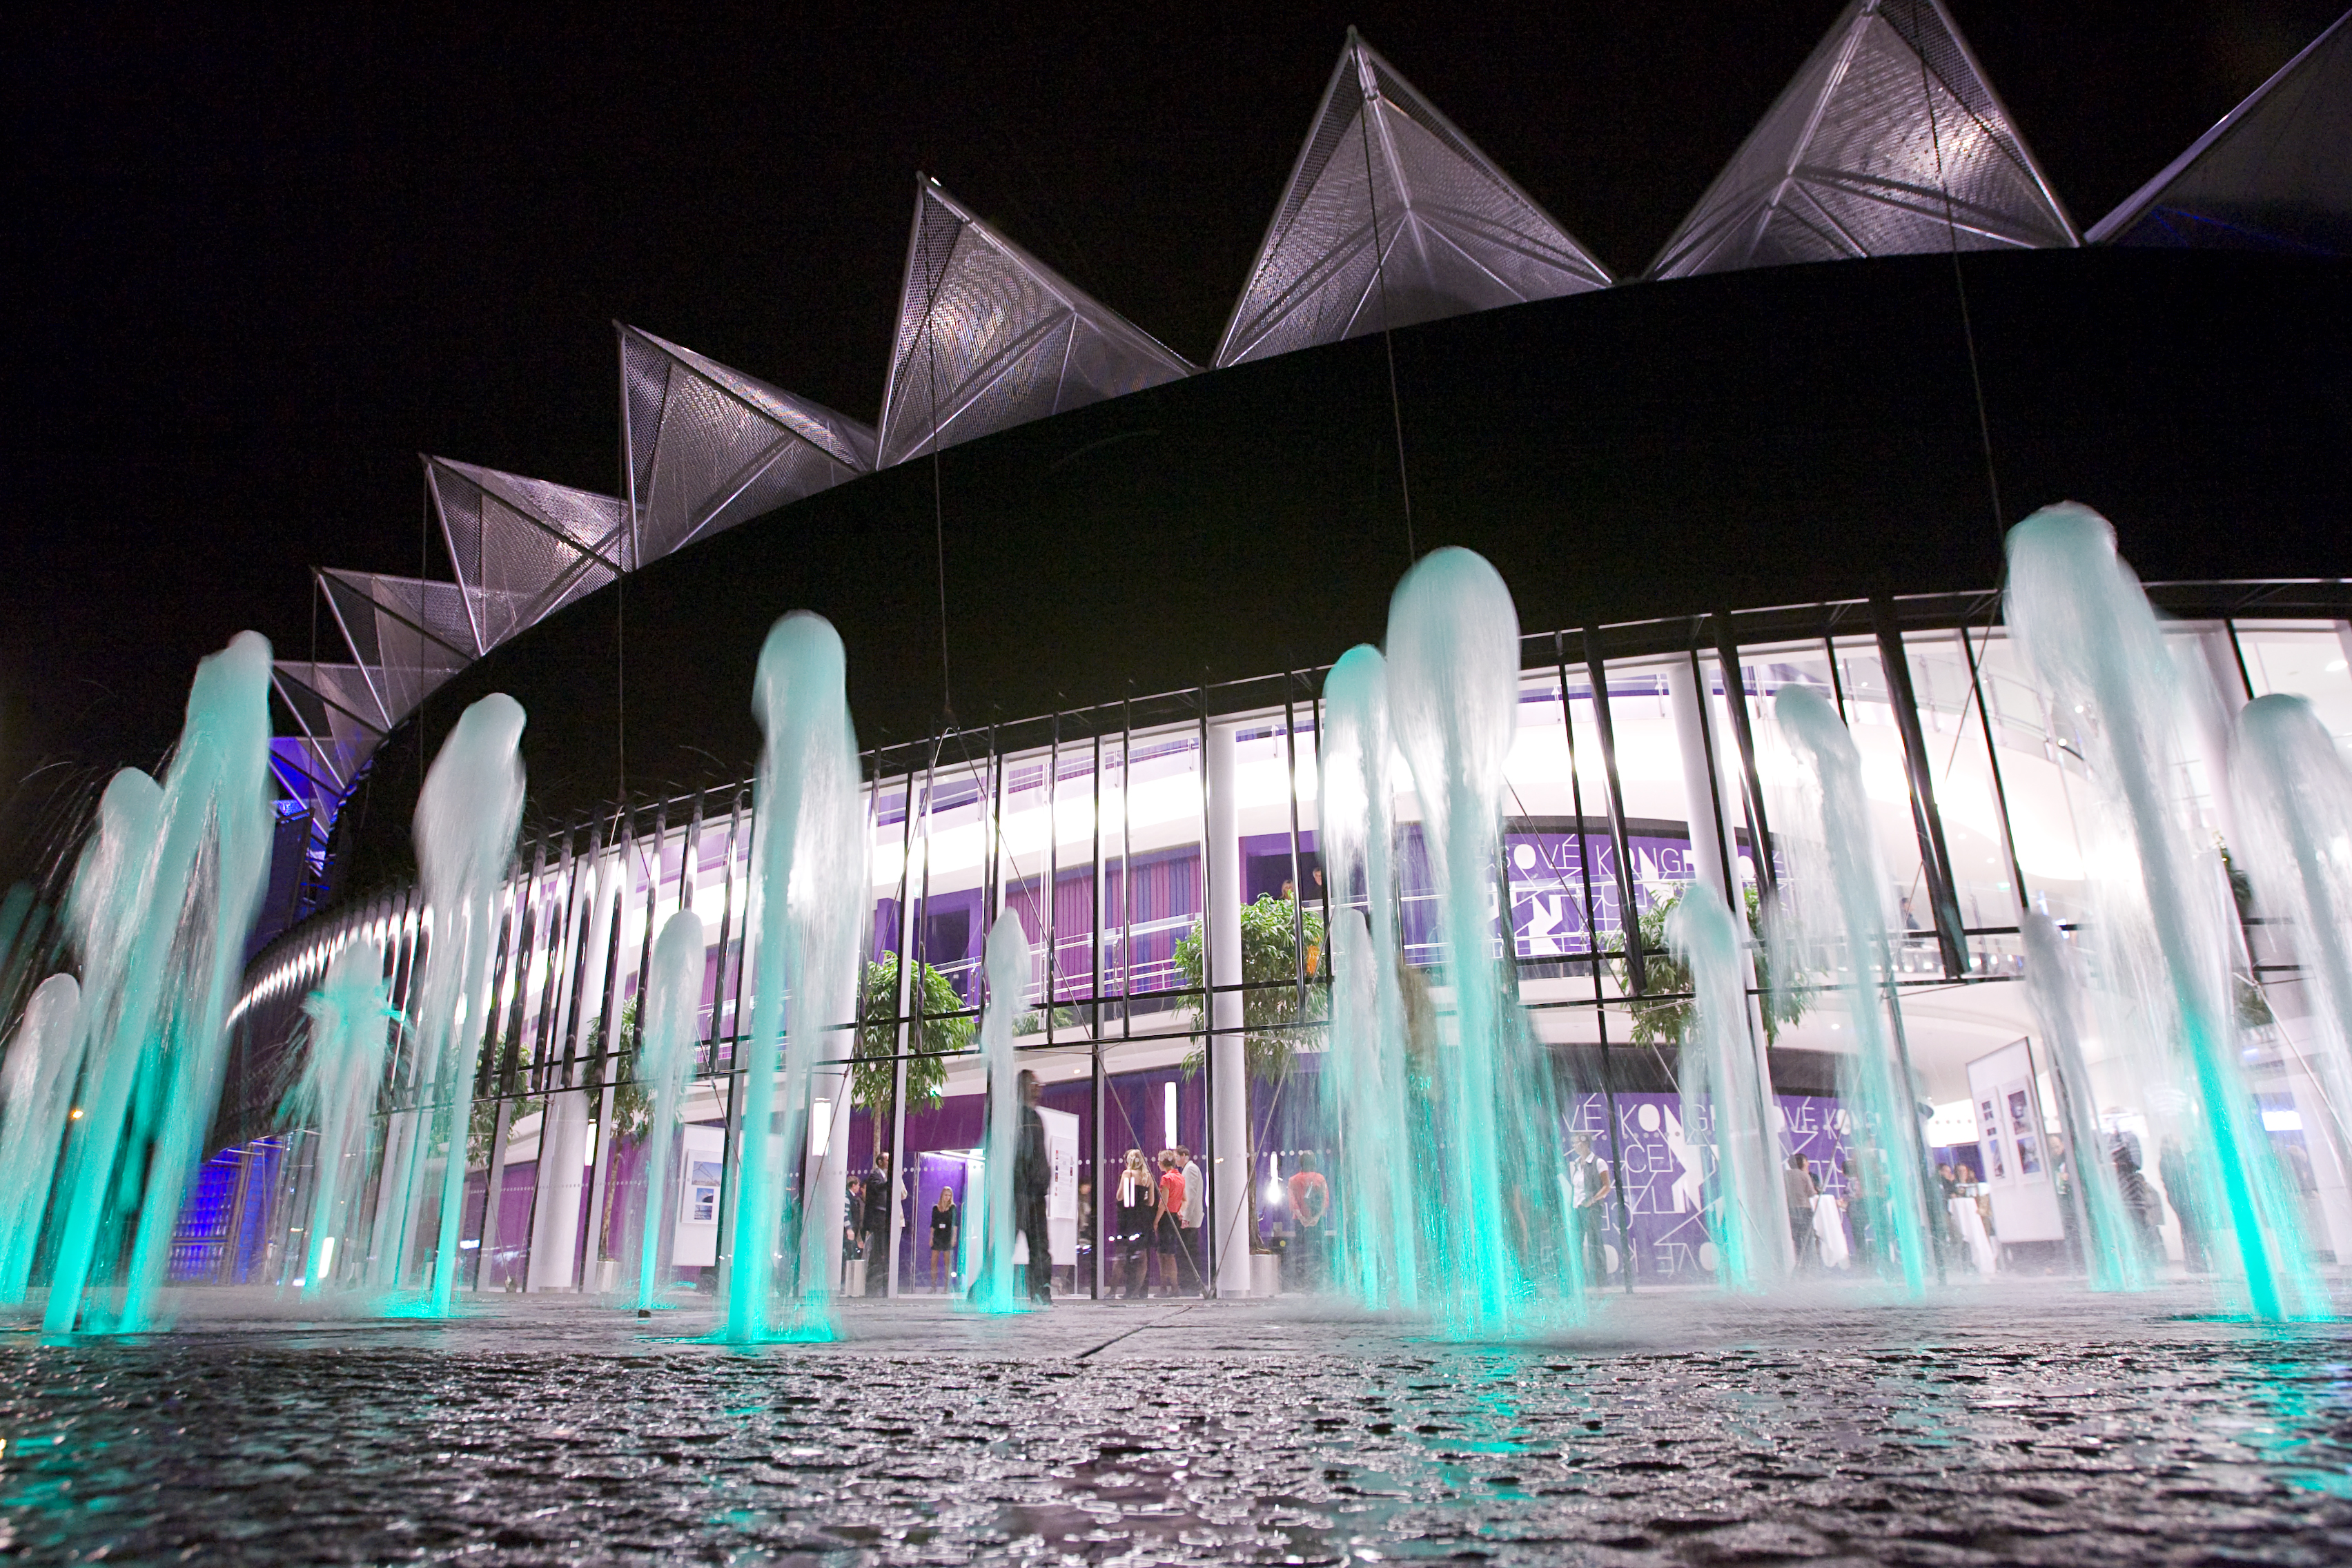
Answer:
(1014, 1070, 1052, 1304)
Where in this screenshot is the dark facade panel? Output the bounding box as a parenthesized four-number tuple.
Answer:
(328, 249, 2352, 884)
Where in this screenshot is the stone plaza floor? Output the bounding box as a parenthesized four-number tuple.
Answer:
(3, 1275, 2350, 1564)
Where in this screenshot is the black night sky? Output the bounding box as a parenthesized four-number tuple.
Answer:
(6, 2, 2342, 878)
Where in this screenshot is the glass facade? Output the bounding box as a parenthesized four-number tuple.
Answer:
(220, 588, 2352, 1297)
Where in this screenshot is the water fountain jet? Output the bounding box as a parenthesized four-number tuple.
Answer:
(0, 975, 84, 1304)
(1385, 548, 1578, 1331)
(721, 612, 863, 1344)
(46, 632, 273, 1334)
(633, 909, 705, 1313)
(2006, 503, 2322, 1319)
(1666, 884, 1785, 1291)
(1319, 645, 1420, 1311)
(1771, 683, 1934, 1295)
(967, 910, 1030, 1314)
(288, 941, 394, 1300)
(382, 692, 525, 1313)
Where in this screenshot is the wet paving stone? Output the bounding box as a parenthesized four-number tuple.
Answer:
(1, 1281, 2349, 1563)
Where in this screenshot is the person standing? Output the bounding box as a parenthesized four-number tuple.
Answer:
(1565, 1133, 1614, 1286)
(1115, 1149, 1153, 1300)
(2112, 1139, 2164, 1265)
(1933, 1162, 1961, 1266)
(1179, 1144, 1206, 1295)
(1155, 1150, 1188, 1297)
(862, 1150, 896, 1294)
(843, 1177, 866, 1292)
(1014, 1070, 1052, 1304)
(928, 1182, 959, 1291)
(1784, 1152, 1819, 1273)
(1836, 1152, 1870, 1268)
(2157, 1136, 2208, 1273)
(1286, 1151, 1331, 1289)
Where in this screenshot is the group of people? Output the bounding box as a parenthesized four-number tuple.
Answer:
(2108, 1133, 2229, 1272)
(843, 1151, 899, 1293)
(841, 1070, 1058, 1305)
(1111, 1144, 1204, 1297)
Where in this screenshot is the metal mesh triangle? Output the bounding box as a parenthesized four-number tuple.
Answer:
(273, 660, 389, 733)
(269, 736, 342, 804)
(426, 457, 624, 650)
(271, 663, 387, 789)
(876, 180, 1193, 467)
(1215, 32, 1610, 368)
(620, 324, 876, 564)
(317, 569, 474, 727)
(1649, 0, 2075, 279)
(2088, 9, 2351, 253)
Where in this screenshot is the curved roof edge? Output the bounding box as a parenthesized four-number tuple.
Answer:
(2085, 7, 2351, 252)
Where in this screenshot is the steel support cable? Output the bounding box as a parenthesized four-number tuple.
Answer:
(1912, 0, 2005, 542)
(925, 227, 955, 728)
(1356, 75, 1415, 565)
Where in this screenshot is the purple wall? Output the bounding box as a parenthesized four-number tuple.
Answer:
(1563, 1090, 1854, 1281)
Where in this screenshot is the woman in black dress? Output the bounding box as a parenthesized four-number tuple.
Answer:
(1113, 1148, 1153, 1300)
(928, 1184, 959, 1290)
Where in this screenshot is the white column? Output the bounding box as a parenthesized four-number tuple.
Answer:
(807, 1066, 850, 1296)
(527, 1090, 590, 1291)
(1666, 659, 1738, 903)
(528, 845, 617, 1291)
(1669, 658, 1792, 1257)
(1206, 723, 1251, 1297)
(2280, 1019, 2352, 1263)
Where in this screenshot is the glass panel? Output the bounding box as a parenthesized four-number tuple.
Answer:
(2237, 620, 2352, 746)
(1960, 631, 2095, 926)
(1901, 629, 2024, 974)
(1750, 637, 1930, 955)
(1097, 1034, 1210, 1298)
(1587, 654, 1722, 921)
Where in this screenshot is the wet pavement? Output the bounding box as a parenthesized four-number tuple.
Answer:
(3, 1277, 2350, 1565)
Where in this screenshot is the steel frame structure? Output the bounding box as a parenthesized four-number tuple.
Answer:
(224, 576, 2352, 1301)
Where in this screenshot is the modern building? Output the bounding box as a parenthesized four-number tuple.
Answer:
(210, 6, 2352, 1298)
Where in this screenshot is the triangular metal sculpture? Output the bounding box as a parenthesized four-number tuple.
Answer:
(1648, 0, 2076, 279)
(270, 660, 389, 790)
(620, 323, 877, 565)
(1215, 30, 1611, 367)
(268, 736, 343, 819)
(424, 455, 628, 654)
(2088, 8, 2351, 253)
(316, 568, 478, 729)
(876, 177, 1194, 468)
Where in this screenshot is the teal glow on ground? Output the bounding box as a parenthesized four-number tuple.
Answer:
(4, 1275, 2351, 1564)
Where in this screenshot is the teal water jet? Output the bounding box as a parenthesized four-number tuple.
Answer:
(47, 633, 273, 1334)
(287, 941, 393, 1300)
(1318, 645, 1420, 1310)
(2020, 912, 2146, 1291)
(633, 909, 705, 1313)
(966, 910, 1030, 1314)
(2007, 504, 2322, 1319)
(1385, 548, 1578, 1331)
(37, 770, 159, 1328)
(380, 693, 525, 1312)
(0, 974, 84, 1304)
(2232, 694, 2352, 1251)
(1772, 682, 1934, 1296)
(722, 612, 863, 1344)
(1665, 883, 1785, 1291)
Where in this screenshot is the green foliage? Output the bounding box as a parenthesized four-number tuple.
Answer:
(855, 953, 975, 1111)
(1173, 894, 1328, 1084)
(1015, 1004, 1081, 1038)
(466, 1015, 549, 1167)
(468, 1092, 543, 1169)
(1606, 883, 1804, 1048)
